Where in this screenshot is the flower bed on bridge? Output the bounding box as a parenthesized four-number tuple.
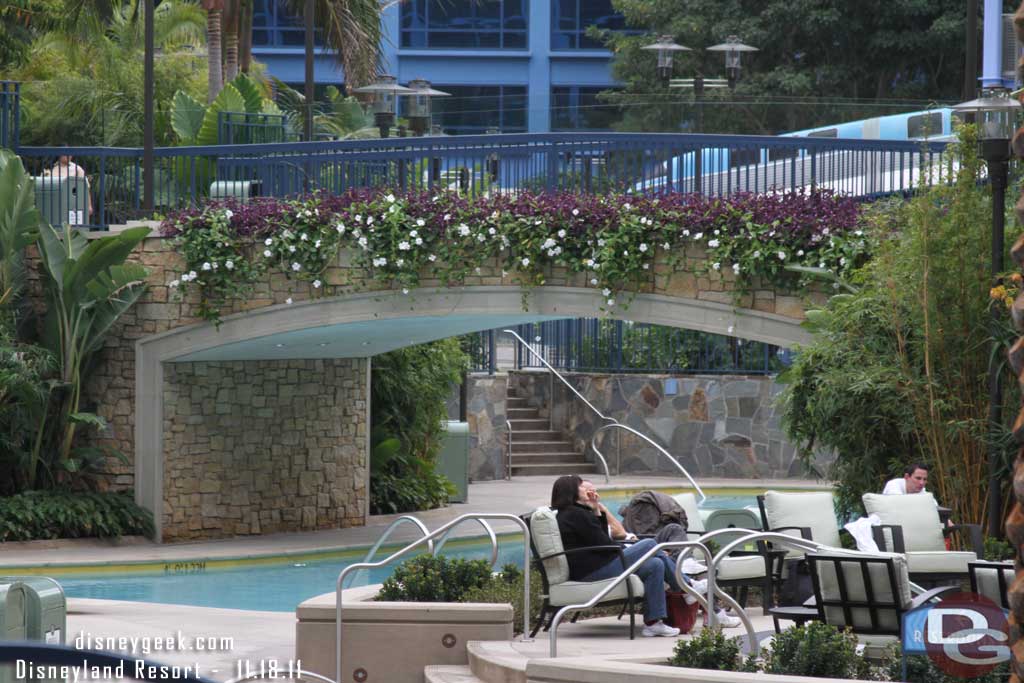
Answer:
(162, 189, 869, 324)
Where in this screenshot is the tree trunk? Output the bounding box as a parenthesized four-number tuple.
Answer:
(224, 0, 239, 82)
(203, 0, 224, 102)
(239, 0, 253, 74)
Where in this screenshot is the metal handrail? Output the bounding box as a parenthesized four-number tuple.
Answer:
(347, 515, 433, 588)
(504, 329, 701, 496)
(335, 513, 532, 683)
(590, 423, 705, 501)
(433, 518, 499, 567)
(506, 419, 513, 480)
(549, 540, 715, 657)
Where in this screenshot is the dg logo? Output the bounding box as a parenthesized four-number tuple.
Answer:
(903, 591, 1010, 679)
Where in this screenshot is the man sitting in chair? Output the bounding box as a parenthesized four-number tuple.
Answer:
(882, 462, 930, 495)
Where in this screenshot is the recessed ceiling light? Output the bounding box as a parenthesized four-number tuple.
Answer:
(275, 343, 286, 348)
(361, 341, 370, 346)
(318, 342, 329, 347)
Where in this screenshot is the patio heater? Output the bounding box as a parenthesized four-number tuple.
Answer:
(641, 36, 691, 83)
(353, 76, 414, 138)
(405, 79, 450, 137)
(706, 36, 759, 89)
(952, 90, 1022, 538)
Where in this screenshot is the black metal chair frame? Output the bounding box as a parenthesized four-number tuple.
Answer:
(869, 521, 984, 585)
(521, 514, 640, 639)
(805, 553, 955, 637)
(968, 560, 1014, 610)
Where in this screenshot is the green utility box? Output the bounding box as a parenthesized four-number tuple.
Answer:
(34, 176, 90, 227)
(210, 179, 261, 203)
(1, 577, 66, 645)
(437, 420, 470, 503)
(0, 581, 29, 683)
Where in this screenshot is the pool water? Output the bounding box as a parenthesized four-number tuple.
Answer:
(55, 493, 762, 612)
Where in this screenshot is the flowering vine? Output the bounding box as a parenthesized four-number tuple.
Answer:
(162, 189, 870, 325)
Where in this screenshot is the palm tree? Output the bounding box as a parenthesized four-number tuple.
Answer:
(202, 0, 223, 102)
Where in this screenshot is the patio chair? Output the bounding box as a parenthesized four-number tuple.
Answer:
(968, 560, 1014, 610)
(757, 491, 843, 552)
(524, 507, 644, 638)
(861, 493, 981, 585)
(805, 548, 955, 651)
(674, 493, 776, 612)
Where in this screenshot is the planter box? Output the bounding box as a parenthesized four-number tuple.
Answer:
(296, 584, 514, 683)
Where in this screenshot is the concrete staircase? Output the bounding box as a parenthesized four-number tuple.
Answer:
(506, 389, 598, 478)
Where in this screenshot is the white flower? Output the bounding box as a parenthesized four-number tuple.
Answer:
(358, 237, 368, 249)
(622, 250, 629, 256)
(606, 298, 615, 306)
(373, 257, 387, 267)
(224, 209, 233, 220)
(714, 229, 720, 236)
(855, 230, 864, 236)
(777, 251, 786, 261)
(336, 223, 346, 234)
(623, 203, 632, 211)
(397, 259, 405, 267)
(416, 218, 425, 227)
(399, 241, 411, 251)
(502, 270, 508, 277)
(443, 213, 451, 221)
(840, 257, 847, 266)
(458, 224, 471, 237)
(732, 263, 740, 274)
(202, 262, 211, 271)
(694, 232, 704, 240)
(314, 239, 321, 248)
(585, 259, 595, 267)
(409, 229, 419, 238)
(475, 267, 482, 274)
(833, 282, 841, 289)
(797, 249, 805, 256)
(313, 280, 322, 289)
(212, 262, 219, 270)
(521, 257, 530, 267)
(386, 193, 396, 203)
(477, 234, 486, 242)
(367, 216, 375, 225)
(639, 243, 648, 252)
(488, 227, 497, 235)
(285, 297, 293, 305)
(753, 251, 761, 258)
(682, 230, 690, 237)
(288, 245, 297, 253)
(602, 288, 611, 296)
(663, 242, 671, 249)
(428, 254, 437, 262)
(353, 229, 362, 238)
(819, 261, 826, 268)
(168, 279, 180, 288)
(707, 240, 719, 248)
(415, 237, 423, 245)
(542, 238, 557, 250)
(389, 204, 398, 214)
(557, 229, 566, 238)
(225, 260, 234, 270)
(263, 250, 272, 258)
(572, 208, 579, 216)
(590, 278, 598, 285)
(598, 239, 606, 247)
(642, 263, 649, 270)
(301, 209, 311, 218)
(402, 288, 409, 294)
(291, 262, 301, 271)
(712, 262, 721, 271)
(264, 238, 273, 246)
(355, 214, 363, 223)
(300, 233, 308, 241)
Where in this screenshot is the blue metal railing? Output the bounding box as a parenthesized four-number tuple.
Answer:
(1, 81, 19, 150)
(15, 132, 949, 229)
(471, 319, 792, 375)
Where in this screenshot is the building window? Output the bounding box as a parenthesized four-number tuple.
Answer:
(431, 85, 527, 134)
(552, 0, 629, 50)
(252, 0, 320, 47)
(550, 86, 622, 131)
(401, 0, 527, 49)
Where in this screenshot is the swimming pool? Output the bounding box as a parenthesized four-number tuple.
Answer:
(51, 492, 766, 612)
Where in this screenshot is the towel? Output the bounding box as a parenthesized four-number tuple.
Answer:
(843, 514, 881, 552)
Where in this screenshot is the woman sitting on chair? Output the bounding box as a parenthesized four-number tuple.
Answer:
(551, 474, 692, 637)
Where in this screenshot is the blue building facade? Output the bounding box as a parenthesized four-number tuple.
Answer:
(251, 0, 625, 133)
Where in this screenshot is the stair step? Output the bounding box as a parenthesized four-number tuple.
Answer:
(506, 407, 540, 419)
(505, 397, 531, 408)
(509, 430, 565, 442)
(507, 418, 550, 430)
(510, 441, 576, 454)
(511, 452, 587, 464)
(511, 463, 600, 476)
(424, 665, 485, 683)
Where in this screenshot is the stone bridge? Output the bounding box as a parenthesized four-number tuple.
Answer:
(82, 231, 822, 541)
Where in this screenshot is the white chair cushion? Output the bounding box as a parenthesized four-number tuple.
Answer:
(717, 555, 767, 581)
(673, 493, 704, 533)
(862, 492, 945, 552)
(972, 563, 1013, 608)
(905, 551, 976, 576)
(548, 575, 645, 606)
(763, 491, 841, 556)
(807, 547, 911, 633)
(530, 507, 569, 585)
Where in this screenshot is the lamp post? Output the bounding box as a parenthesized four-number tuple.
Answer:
(352, 76, 415, 138)
(706, 36, 759, 89)
(953, 89, 1022, 538)
(143, 0, 154, 212)
(405, 79, 450, 137)
(641, 36, 691, 83)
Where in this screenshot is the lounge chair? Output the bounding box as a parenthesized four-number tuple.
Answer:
(757, 491, 843, 552)
(675, 493, 775, 612)
(968, 560, 1014, 610)
(861, 493, 981, 585)
(525, 507, 644, 638)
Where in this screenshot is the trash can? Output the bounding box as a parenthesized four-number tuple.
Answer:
(0, 581, 29, 683)
(210, 179, 261, 203)
(437, 421, 470, 503)
(2, 577, 66, 645)
(34, 176, 89, 228)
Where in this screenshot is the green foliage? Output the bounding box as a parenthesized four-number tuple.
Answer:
(983, 536, 1015, 562)
(376, 554, 494, 603)
(462, 564, 544, 636)
(778, 127, 1015, 531)
(0, 150, 44, 328)
(887, 649, 1009, 683)
(0, 490, 154, 541)
(763, 622, 873, 679)
(668, 627, 757, 672)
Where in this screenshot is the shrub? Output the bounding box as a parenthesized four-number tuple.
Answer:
(376, 555, 494, 603)
(462, 563, 545, 635)
(668, 627, 757, 672)
(763, 622, 872, 679)
(983, 536, 1015, 562)
(886, 648, 1009, 683)
(0, 490, 155, 541)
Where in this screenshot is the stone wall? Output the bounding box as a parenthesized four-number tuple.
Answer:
(161, 358, 367, 541)
(506, 370, 830, 479)
(460, 373, 508, 480)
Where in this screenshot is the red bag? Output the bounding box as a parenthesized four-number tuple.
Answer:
(664, 591, 699, 633)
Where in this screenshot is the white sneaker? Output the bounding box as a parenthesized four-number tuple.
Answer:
(684, 578, 708, 605)
(642, 620, 681, 638)
(714, 609, 741, 628)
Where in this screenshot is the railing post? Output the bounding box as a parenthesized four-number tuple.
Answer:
(98, 153, 107, 230)
(694, 144, 703, 195)
(488, 329, 496, 375)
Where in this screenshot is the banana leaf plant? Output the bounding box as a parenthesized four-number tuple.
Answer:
(0, 150, 44, 329)
(34, 223, 150, 482)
